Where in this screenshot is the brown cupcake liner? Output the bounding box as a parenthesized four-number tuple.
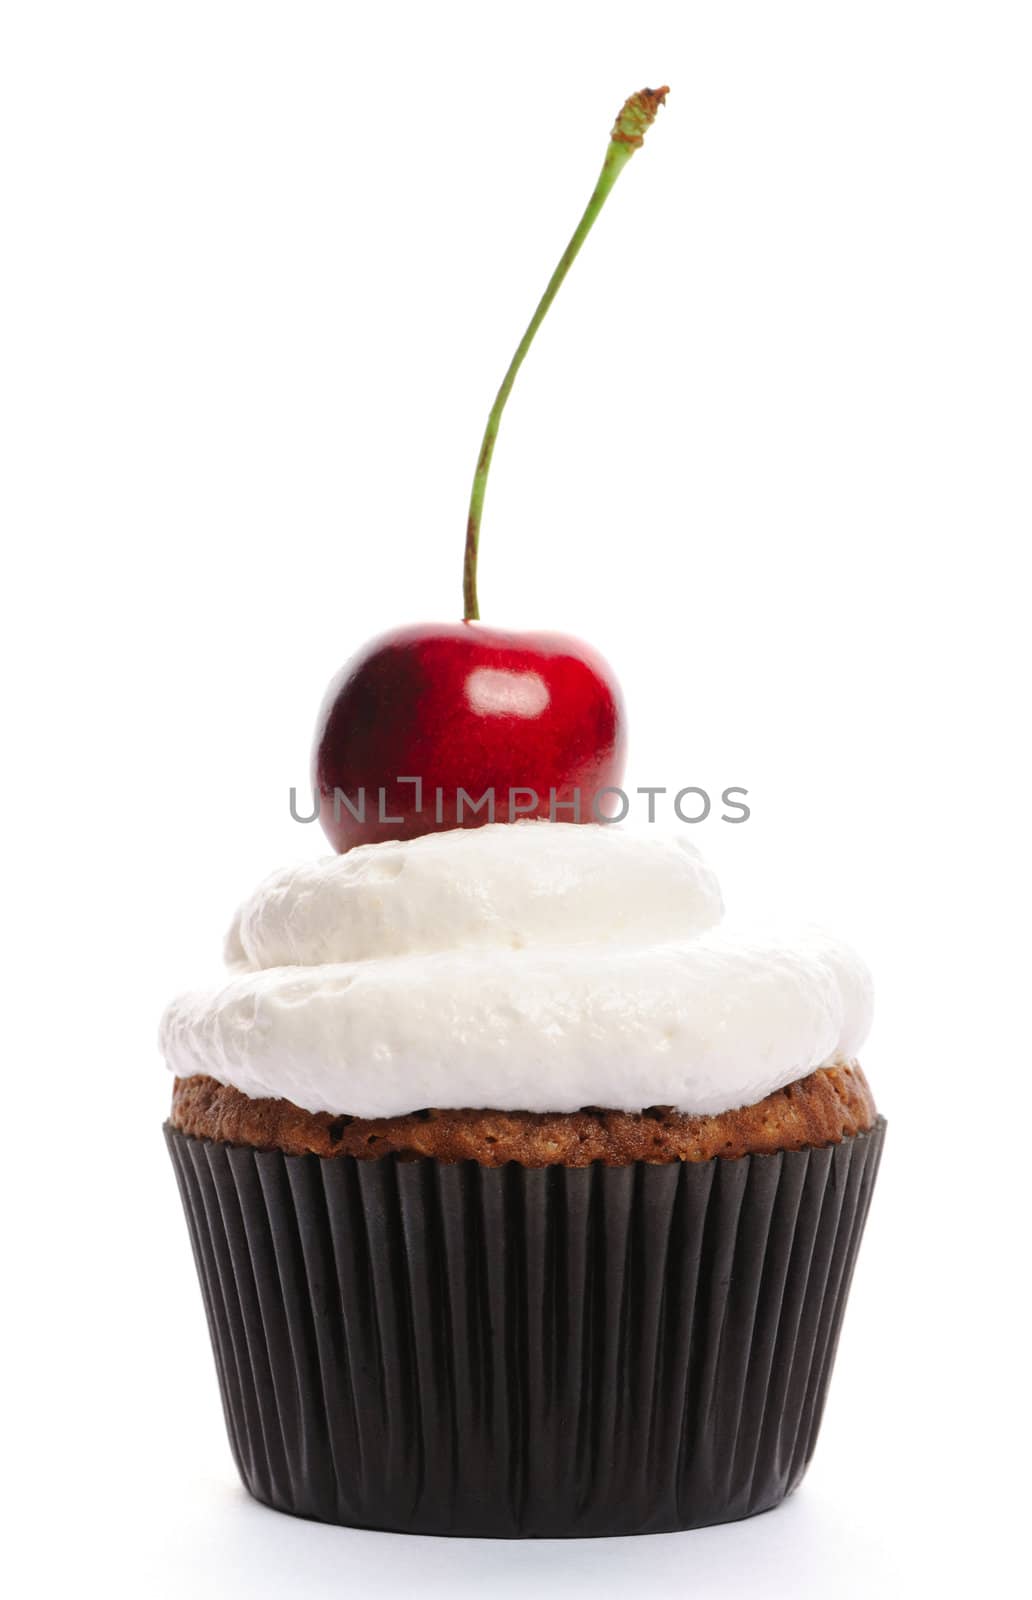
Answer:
(166, 1115, 885, 1537)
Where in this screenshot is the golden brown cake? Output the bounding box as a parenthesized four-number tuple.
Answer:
(171, 1061, 875, 1166)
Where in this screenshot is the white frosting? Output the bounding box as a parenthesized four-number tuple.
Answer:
(161, 822, 873, 1118)
(225, 822, 724, 968)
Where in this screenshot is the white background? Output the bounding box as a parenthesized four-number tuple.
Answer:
(2, 2, 1030, 1594)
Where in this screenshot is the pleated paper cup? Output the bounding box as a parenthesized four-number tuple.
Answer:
(166, 1116, 884, 1537)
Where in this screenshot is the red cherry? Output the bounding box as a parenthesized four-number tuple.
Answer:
(313, 622, 626, 851)
(311, 91, 667, 851)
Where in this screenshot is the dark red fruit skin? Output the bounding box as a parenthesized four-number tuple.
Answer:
(313, 622, 627, 851)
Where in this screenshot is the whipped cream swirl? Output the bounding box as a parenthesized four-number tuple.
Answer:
(160, 822, 873, 1118)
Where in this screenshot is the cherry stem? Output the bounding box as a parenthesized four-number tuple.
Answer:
(462, 86, 669, 621)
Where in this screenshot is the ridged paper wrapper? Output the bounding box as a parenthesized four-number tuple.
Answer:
(166, 1116, 884, 1536)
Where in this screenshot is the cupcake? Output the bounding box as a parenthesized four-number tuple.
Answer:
(162, 820, 884, 1536)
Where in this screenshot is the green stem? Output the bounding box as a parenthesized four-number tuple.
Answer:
(462, 86, 669, 621)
